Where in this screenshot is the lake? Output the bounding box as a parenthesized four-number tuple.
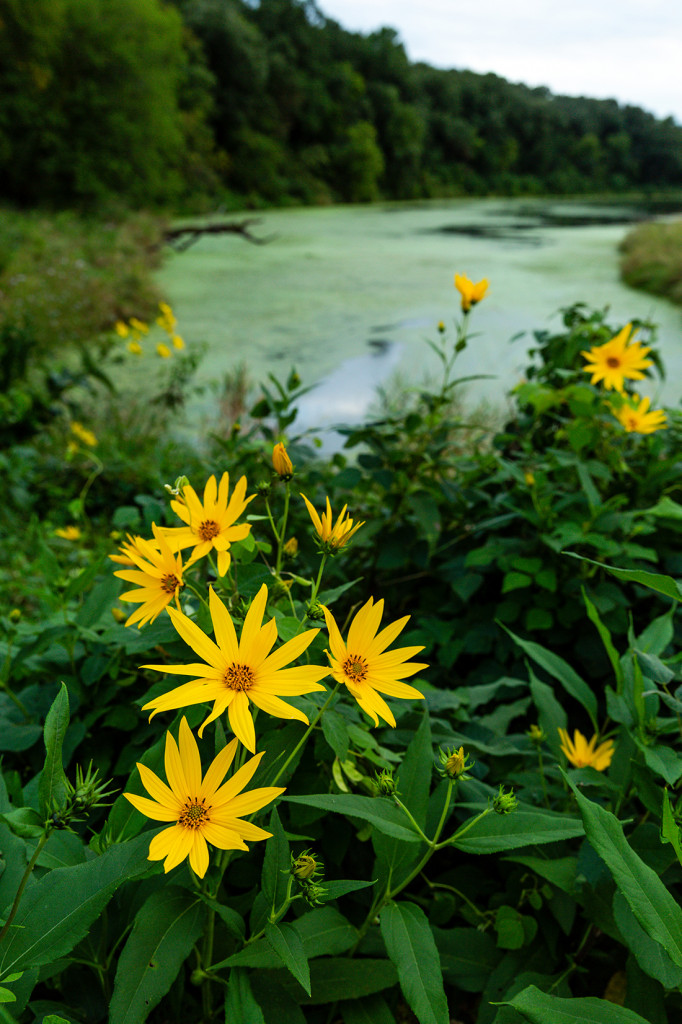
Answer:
(157, 198, 682, 443)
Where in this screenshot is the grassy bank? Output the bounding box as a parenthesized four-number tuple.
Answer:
(620, 218, 682, 305)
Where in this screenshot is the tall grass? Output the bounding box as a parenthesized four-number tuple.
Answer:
(619, 218, 682, 305)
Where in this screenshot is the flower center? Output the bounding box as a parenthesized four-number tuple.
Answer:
(224, 663, 255, 691)
(198, 519, 220, 541)
(179, 800, 208, 829)
(160, 573, 182, 595)
(606, 356, 621, 368)
(343, 655, 368, 683)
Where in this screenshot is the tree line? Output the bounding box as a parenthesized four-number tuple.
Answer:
(2, 0, 681, 209)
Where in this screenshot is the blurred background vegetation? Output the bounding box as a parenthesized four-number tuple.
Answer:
(2, 0, 682, 211)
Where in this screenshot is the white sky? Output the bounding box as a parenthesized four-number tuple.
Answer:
(317, 0, 682, 124)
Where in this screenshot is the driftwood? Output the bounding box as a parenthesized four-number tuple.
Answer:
(164, 217, 273, 252)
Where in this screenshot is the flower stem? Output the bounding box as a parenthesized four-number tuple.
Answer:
(274, 484, 291, 579)
(0, 831, 50, 946)
(270, 682, 339, 787)
(309, 554, 327, 607)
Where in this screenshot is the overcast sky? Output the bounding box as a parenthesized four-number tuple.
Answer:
(317, 0, 682, 124)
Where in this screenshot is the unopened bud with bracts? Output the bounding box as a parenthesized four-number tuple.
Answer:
(493, 785, 518, 815)
(436, 745, 474, 781)
(273, 442, 294, 481)
(374, 768, 397, 796)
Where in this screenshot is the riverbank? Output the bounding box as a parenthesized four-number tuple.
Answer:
(620, 218, 682, 307)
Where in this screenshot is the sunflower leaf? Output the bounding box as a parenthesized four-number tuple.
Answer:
(380, 900, 449, 1024)
(38, 683, 70, 822)
(265, 922, 311, 996)
(284, 794, 421, 842)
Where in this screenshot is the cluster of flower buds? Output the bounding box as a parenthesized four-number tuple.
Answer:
(48, 762, 115, 831)
(291, 850, 327, 907)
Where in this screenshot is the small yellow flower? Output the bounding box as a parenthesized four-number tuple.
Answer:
(283, 537, 299, 557)
(437, 320, 446, 333)
(109, 534, 157, 567)
(156, 342, 171, 359)
(171, 334, 185, 350)
(273, 442, 293, 480)
(55, 525, 81, 541)
(322, 597, 427, 728)
(129, 317, 149, 334)
(437, 745, 474, 780)
(159, 472, 255, 577)
(124, 717, 285, 877)
(114, 320, 130, 338)
(581, 324, 653, 392)
(127, 340, 143, 356)
(70, 421, 98, 448)
(523, 471, 535, 487)
(454, 273, 489, 312)
(300, 494, 364, 553)
(528, 724, 545, 744)
(612, 394, 667, 434)
(558, 728, 614, 771)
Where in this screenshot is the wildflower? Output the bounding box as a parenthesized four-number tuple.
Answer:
(124, 717, 284, 877)
(437, 320, 446, 333)
(114, 320, 129, 338)
(273, 442, 293, 480)
(558, 728, 614, 771)
(437, 746, 474, 781)
(129, 317, 149, 334)
(612, 395, 667, 434)
(300, 494, 364, 553)
(113, 524, 185, 628)
(70, 421, 97, 448)
(322, 598, 427, 728)
(581, 324, 653, 392)
(171, 334, 185, 350)
(454, 273, 489, 312)
(142, 584, 328, 753)
(127, 340, 143, 356)
(111, 607, 126, 623)
(283, 537, 299, 557)
(524, 471, 535, 487)
(160, 472, 255, 577)
(9, 608, 21, 623)
(55, 526, 81, 541)
(156, 342, 171, 359)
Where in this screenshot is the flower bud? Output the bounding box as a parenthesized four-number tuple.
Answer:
(374, 768, 396, 796)
(528, 724, 545, 745)
(9, 608, 21, 623)
(111, 607, 126, 623)
(436, 746, 474, 781)
(493, 785, 518, 815)
(273, 442, 294, 480)
(292, 854, 318, 880)
(283, 536, 299, 557)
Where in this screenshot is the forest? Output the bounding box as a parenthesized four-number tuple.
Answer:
(2, 0, 682, 210)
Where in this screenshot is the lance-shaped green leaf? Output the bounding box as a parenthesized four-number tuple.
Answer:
(451, 808, 584, 854)
(224, 969, 266, 1024)
(109, 887, 205, 1024)
(582, 588, 624, 690)
(661, 789, 682, 867)
(568, 776, 682, 967)
(500, 982, 651, 1022)
(284, 794, 421, 842)
(499, 624, 597, 725)
(38, 683, 70, 821)
(265, 922, 311, 996)
(0, 831, 151, 978)
(380, 901, 448, 1024)
(564, 553, 682, 602)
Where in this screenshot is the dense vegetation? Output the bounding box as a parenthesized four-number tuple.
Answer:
(620, 220, 682, 307)
(2, 0, 682, 209)
(4, 292, 682, 1024)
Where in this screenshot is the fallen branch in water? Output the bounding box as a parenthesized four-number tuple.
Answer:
(164, 217, 273, 251)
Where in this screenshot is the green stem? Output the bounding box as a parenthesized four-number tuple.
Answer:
(0, 831, 50, 945)
(274, 485, 291, 579)
(264, 497, 281, 548)
(537, 748, 550, 809)
(441, 806, 494, 849)
(270, 682, 339, 788)
(308, 554, 327, 608)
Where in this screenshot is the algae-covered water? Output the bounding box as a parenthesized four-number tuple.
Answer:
(157, 199, 682, 438)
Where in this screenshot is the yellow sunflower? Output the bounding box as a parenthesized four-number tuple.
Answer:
(454, 273, 489, 312)
(612, 394, 667, 434)
(142, 584, 328, 752)
(322, 597, 427, 727)
(160, 472, 255, 577)
(558, 728, 614, 771)
(581, 324, 653, 391)
(124, 717, 284, 877)
(113, 524, 185, 628)
(300, 494, 364, 552)
(109, 534, 156, 567)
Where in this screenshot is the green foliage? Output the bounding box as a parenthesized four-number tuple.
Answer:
(620, 220, 682, 307)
